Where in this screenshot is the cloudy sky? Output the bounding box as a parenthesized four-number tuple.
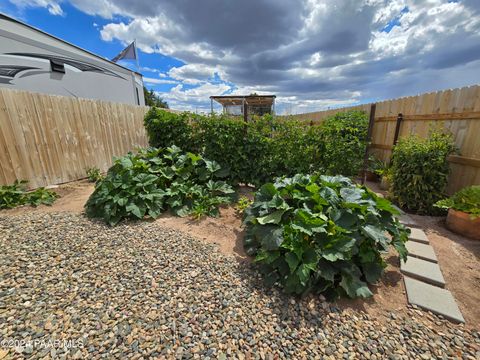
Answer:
(3, 0, 480, 113)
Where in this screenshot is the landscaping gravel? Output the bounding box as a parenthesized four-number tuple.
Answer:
(0, 213, 479, 359)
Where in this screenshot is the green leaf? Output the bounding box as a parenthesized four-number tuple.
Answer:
(319, 186, 339, 205)
(120, 157, 133, 168)
(393, 239, 408, 262)
(340, 187, 364, 203)
(316, 259, 336, 282)
(204, 159, 221, 173)
(361, 225, 389, 249)
(290, 209, 326, 235)
(126, 203, 143, 218)
(296, 264, 311, 285)
(339, 275, 373, 298)
(362, 261, 385, 283)
(321, 237, 356, 261)
(257, 209, 285, 225)
(256, 225, 284, 250)
(285, 252, 300, 272)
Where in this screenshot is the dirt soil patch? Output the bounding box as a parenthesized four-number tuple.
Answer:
(2, 180, 478, 329)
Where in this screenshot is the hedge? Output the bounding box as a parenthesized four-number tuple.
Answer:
(144, 108, 368, 186)
(390, 131, 455, 214)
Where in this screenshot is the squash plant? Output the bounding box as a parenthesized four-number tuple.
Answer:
(85, 146, 235, 225)
(0, 180, 58, 209)
(243, 174, 409, 298)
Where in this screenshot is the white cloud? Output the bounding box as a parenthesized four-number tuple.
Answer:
(162, 82, 232, 112)
(9, 0, 64, 15)
(69, 0, 122, 19)
(143, 77, 178, 85)
(141, 67, 167, 77)
(167, 64, 224, 85)
(100, 16, 184, 55)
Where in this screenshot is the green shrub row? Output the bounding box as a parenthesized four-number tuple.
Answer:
(85, 146, 235, 225)
(144, 108, 369, 186)
(390, 131, 455, 214)
(243, 174, 409, 298)
(0, 180, 58, 209)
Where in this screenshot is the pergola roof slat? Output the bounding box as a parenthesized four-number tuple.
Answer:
(210, 95, 276, 107)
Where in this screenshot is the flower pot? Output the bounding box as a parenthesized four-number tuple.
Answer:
(379, 176, 390, 191)
(445, 209, 480, 240)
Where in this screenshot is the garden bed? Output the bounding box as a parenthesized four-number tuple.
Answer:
(1, 180, 479, 328)
(1, 210, 479, 359)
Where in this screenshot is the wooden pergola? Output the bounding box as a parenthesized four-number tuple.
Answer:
(210, 95, 276, 121)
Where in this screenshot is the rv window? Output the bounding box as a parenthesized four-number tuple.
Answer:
(50, 59, 65, 73)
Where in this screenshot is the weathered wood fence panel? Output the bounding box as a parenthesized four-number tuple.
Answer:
(0, 88, 149, 188)
(283, 85, 480, 194)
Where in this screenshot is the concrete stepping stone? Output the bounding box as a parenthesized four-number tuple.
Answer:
(406, 241, 438, 263)
(401, 256, 445, 287)
(399, 214, 419, 228)
(408, 228, 429, 244)
(404, 276, 465, 323)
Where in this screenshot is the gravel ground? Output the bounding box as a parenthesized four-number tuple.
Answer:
(0, 213, 479, 359)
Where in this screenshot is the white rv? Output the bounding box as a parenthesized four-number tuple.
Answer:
(0, 13, 145, 106)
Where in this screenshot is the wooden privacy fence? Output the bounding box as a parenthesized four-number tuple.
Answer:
(284, 85, 480, 194)
(1, 86, 479, 193)
(0, 88, 149, 188)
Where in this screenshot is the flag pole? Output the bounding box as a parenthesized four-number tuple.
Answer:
(134, 39, 141, 72)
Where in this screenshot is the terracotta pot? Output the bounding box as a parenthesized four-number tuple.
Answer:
(379, 176, 390, 191)
(445, 209, 480, 240)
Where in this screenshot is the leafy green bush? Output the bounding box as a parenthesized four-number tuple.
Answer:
(390, 131, 455, 214)
(144, 109, 367, 184)
(265, 118, 325, 180)
(0, 180, 58, 209)
(319, 111, 369, 177)
(435, 185, 480, 219)
(367, 155, 388, 176)
(86, 167, 104, 182)
(243, 174, 409, 298)
(85, 146, 235, 225)
(144, 108, 194, 152)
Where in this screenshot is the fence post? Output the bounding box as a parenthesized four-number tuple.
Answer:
(361, 103, 376, 184)
(393, 113, 403, 146)
(243, 100, 248, 123)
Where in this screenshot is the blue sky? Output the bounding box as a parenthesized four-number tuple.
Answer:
(2, 0, 480, 113)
